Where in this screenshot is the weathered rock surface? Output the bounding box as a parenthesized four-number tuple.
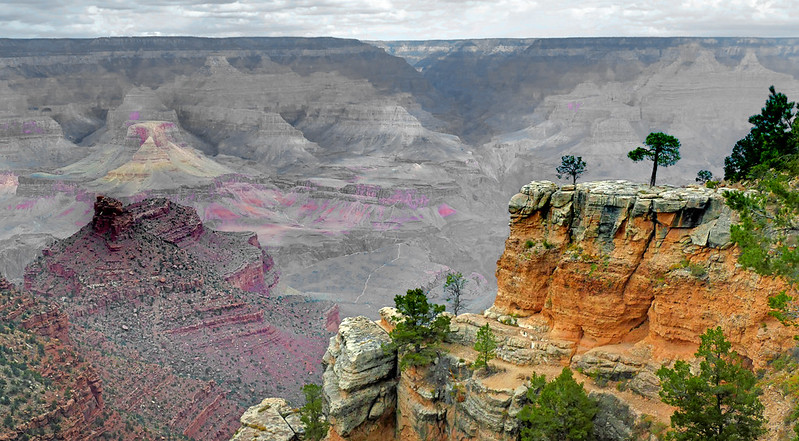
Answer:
(494, 180, 795, 365)
(322, 316, 397, 438)
(230, 398, 302, 441)
(0, 276, 132, 439)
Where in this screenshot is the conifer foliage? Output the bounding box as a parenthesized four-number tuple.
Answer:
(556, 155, 587, 185)
(472, 323, 497, 373)
(384, 288, 451, 370)
(517, 368, 597, 441)
(724, 85, 798, 181)
(656, 327, 766, 441)
(444, 272, 466, 316)
(299, 383, 329, 441)
(628, 132, 681, 186)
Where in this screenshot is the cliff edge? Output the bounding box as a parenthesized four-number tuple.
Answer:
(493, 180, 794, 365)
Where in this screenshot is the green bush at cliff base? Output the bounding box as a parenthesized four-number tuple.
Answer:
(517, 367, 597, 441)
(299, 383, 329, 441)
(656, 327, 766, 441)
(383, 288, 451, 371)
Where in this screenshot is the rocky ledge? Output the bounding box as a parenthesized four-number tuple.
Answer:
(235, 309, 667, 441)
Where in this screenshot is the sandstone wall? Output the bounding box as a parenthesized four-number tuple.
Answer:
(493, 180, 795, 365)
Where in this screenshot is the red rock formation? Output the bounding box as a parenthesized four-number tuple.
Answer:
(22, 197, 332, 440)
(493, 181, 796, 365)
(0, 277, 124, 440)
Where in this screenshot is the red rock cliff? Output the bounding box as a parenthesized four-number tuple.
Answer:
(493, 180, 795, 366)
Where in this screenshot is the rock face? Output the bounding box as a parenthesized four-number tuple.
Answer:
(0, 277, 111, 439)
(238, 180, 797, 441)
(322, 316, 398, 439)
(293, 311, 662, 441)
(24, 197, 333, 440)
(494, 180, 795, 365)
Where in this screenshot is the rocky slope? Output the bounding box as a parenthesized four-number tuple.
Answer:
(0, 276, 152, 440)
(22, 196, 334, 440)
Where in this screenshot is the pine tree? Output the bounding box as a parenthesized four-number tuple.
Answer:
(299, 383, 329, 441)
(517, 368, 597, 441)
(472, 323, 497, 373)
(656, 327, 766, 441)
(696, 169, 713, 184)
(556, 155, 587, 185)
(628, 132, 681, 186)
(384, 288, 451, 370)
(444, 272, 466, 316)
(724, 85, 798, 181)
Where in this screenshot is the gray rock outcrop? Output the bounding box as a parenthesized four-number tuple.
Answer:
(322, 316, 398, 436)
(509, 180, 734, 249)
(230, 398, 302, 441)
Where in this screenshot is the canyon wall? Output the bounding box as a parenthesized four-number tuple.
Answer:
(493, 180, 795, 365)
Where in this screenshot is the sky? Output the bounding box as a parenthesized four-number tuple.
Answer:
(0, 0, 797, 40)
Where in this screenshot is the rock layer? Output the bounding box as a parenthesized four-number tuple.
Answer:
(322, 316, 398, 439)
(494, 180, 795, 365)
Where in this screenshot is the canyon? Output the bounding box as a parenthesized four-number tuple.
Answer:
(0, 37, 798, 439)
(15, 196, 335, 439)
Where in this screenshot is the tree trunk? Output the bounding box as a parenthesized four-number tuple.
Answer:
(650, 150, 660, 186)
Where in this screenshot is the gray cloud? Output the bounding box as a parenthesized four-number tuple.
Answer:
(0, 0, 796, 39)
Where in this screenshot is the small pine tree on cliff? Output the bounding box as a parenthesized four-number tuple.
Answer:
(656, 327, 765, 441)
(299, 383, 329, 441)
(384, 288, 451, 370)
(517, 368, 597, 441)
(696, 169, 713, 184)
(472, 323, 497, 373)
(628, 132, 681, 186)
(444, 272, 466, 316)
(556, 155, 587, 185)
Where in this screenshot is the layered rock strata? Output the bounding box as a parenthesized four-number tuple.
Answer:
(24, 197, 332, 440)
(0, 276, 109, 439)
(230, 398, 304, 441)
(493, 180, 795, 365)
(322, 316, 398, 439)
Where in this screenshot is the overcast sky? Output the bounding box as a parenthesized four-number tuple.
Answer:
(1, 0, 797, 40)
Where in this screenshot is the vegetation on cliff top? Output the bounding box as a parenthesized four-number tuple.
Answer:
(384, 288, 451, 370)
(724, 85, 798, 182)
(628, 131, 681, 186)
(556, 155, 587, 186)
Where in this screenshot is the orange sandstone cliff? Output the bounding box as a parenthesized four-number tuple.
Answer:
(492, 180, 794, 366)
